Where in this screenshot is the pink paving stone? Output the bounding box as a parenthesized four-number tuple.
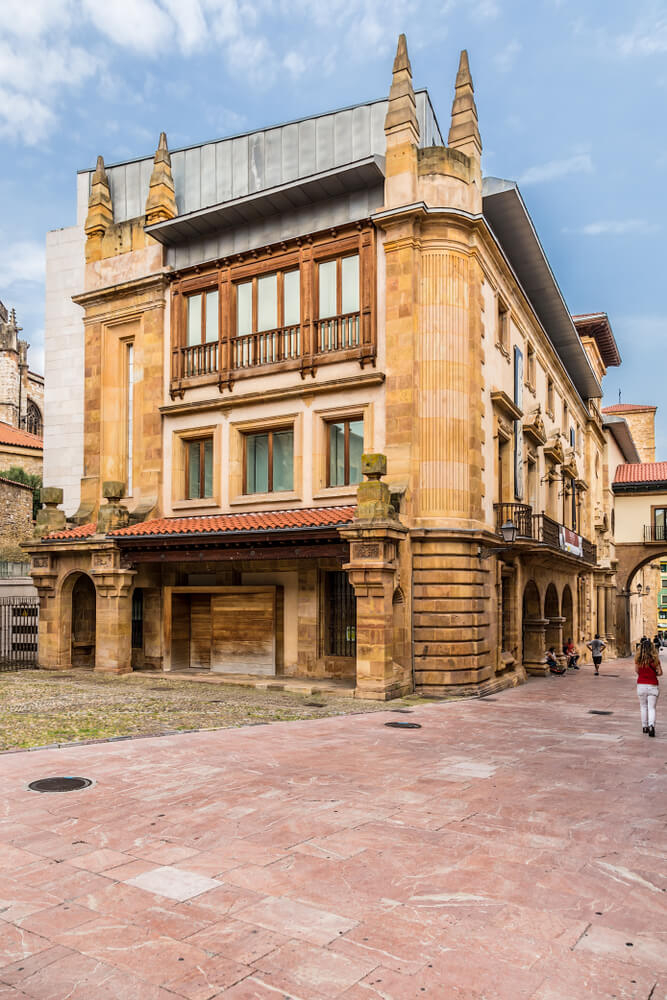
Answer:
(0, 925, 51, 967)
(15, 902, 98, 937)
(0, 944, 75, 986)
(163, 954, 252, 999)
(184, 918, 289, 963)
(67, 847, 133, 873)
(255, 939, 377, 997)
(235, 895, 356, 947)
(2, 657, 666, 997)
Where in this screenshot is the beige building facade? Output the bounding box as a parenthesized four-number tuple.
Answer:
(31, 39, 627, 696)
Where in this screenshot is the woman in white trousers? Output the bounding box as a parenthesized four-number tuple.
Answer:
(635, 637, 662, 737)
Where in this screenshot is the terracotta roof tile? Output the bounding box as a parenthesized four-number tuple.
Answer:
(602, 403, 657, 414)
(0, 421, 43, 449)
(613, 462, 667, 485)
(0, 475, 33, 491)
(111, 506, 356, 538)
(46, 522, 97, 540)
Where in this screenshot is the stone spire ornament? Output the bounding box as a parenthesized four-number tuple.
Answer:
(447, 50, 482, 161)
(145, 132, 177, 225)
(384, 33, 419, 143)
(84, 156, 113, 261)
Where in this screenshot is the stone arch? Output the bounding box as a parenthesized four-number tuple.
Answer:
(58, 571, 96, 669)
(522, 580, 541, 619)
(544, 583, 564, 657)
(561, 584, 574, 647)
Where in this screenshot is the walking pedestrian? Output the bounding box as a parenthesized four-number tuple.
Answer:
(586, 634, 607, 676)
(635, 636, 662, 737)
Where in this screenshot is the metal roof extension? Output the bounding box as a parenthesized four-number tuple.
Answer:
(602, 415, 641, 464)
(146, 156, 385, 247)
(482, 177, 602, 402)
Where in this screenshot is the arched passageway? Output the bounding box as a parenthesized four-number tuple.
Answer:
(561, 585, 574, 648)
(522, 581, 548, 675)
(71, 574, 96, 667)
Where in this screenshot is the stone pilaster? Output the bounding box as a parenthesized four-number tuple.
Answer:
(90, 548, 135, 674)
(522, 617, 549, 675)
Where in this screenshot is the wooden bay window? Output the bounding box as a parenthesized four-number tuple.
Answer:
(317, 253, 360, 353)
(234, 269, 300, 368)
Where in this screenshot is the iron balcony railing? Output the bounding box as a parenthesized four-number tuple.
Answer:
(494, 502, 534, 538)
(644, 524, 667, 543)
(492, 504, 597, 565)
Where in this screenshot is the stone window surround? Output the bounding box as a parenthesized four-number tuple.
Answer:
(171, 423, 221, 512)
(312, 401, 373, 501)
(228, 411, 302, 507)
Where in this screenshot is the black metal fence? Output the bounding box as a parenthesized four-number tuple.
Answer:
(0, 597, 39, 670)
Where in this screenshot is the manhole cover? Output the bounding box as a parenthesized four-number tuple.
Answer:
(384, 721, 422, 729)
(304, 702, 325, 708)
(588, 710, 613, 716)
(390, 708, 413, 713)
(28, 777, 92, 793)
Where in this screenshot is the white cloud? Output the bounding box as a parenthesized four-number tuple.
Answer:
(494, 40, 521, 73)
(81, 0, 173, 53)
(563, 219, 660, 237)
(519, 153, 594, 185)
(615, 17, 667, 57)
(471, 0, 500, 20)
(0, 238, 46, 286)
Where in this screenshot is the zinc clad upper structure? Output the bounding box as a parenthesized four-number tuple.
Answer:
(80, 93, 443, 270)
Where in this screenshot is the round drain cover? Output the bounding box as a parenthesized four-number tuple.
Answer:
(390, 708, 413, 714)
(28, 777, 92, 793)
(588, 710, 613, 716)
(384, 721, 422, 729)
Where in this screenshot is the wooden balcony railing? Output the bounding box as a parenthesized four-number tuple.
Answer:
(172, 341, 219, 380)
(533, 513, 561, 549)
(644, 524, 667, 543)
(317, 312, 360, 353)
(231, 325, 301, 369)
(494, 502, 534, 538)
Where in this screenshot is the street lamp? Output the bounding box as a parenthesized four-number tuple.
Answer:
(478, 519, 518, 559)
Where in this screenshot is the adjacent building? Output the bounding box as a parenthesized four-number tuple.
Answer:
(31, 38, 626, 696)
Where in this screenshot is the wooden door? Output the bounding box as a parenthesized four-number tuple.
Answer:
(211, 590, 275, 675)
(190, 595, 211, 670)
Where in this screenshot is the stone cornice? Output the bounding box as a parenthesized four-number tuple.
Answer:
(72, 272, 170, 310)
(490, 389, 522, 421)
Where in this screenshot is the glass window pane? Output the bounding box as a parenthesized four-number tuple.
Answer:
(257, 273, 277, 332)
(187, 294, 202, 346)
(284, 270, 300, 326)
(205, 290, 218, 342)
(348, 420, 364, 484)
(246, 434, 269, 494)
(187, 441, 201, 499)
(273, 430, 294, 492)
(329, 422, 345, 486)
(341, 254, 359, 313)
(203, 438, 213, 498)
(237, 282, 252, 337)
(319, 260, 337, 318)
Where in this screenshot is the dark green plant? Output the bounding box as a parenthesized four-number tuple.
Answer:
(0, 466, 42, 519)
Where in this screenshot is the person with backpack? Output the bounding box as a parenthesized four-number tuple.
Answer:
(586, 634, 607, 676)
(635, 636, 662, 737)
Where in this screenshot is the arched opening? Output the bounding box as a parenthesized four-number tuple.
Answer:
(71, 574, 96, 667)
(562, 585, 574, 650)
(26, 400, 43, 438)
(544, 583, 563, 656)
(521, 580, 547, 675)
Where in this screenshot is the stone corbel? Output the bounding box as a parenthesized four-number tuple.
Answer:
(524, 404, 547, 446)
(543, 435, 564, 465)
(91, 567, 136, 599)
(491, 389, 522, 422)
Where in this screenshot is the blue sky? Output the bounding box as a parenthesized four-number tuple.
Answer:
(1, 0, 666, 453)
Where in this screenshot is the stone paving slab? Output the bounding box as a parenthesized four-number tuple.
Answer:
(0, 657, 665, 998)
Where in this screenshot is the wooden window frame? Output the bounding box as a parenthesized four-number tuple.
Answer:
(326, 416, 364, 488)
(185, 436, 214, 500)
(184, 286, 220, 346)
(243, 426, 294, 495)
(233, 268, 300, 336)
(315, 252, 360, 320)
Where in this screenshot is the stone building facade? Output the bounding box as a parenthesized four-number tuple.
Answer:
(0, 476, 33, 550)
(31, 38, 627, 694)
(0, 300, 44, 437)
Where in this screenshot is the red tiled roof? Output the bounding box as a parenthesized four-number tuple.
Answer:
(0, 421, 43, 449)
(111, 506, 357, 539)
(602, 403, 657, 414)
(46, 522, 97, 540)
(614, 463, 667, 485)
(0, 475, 33, 491)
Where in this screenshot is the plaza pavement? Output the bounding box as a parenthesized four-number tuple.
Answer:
(0, 656, 664, 1000)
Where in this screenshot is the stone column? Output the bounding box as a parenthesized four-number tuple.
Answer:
(596, 585, 606, 637)
(604, 585, 615, 642)
(91, 548, 135, 674)
(28, 551, 61, 669)
(339, 454, 408, 701)
(546, 616, 566, 666)
(522, 618, 549, 675)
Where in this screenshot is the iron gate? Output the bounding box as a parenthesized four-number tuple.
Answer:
(0, 596, 39, 670)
